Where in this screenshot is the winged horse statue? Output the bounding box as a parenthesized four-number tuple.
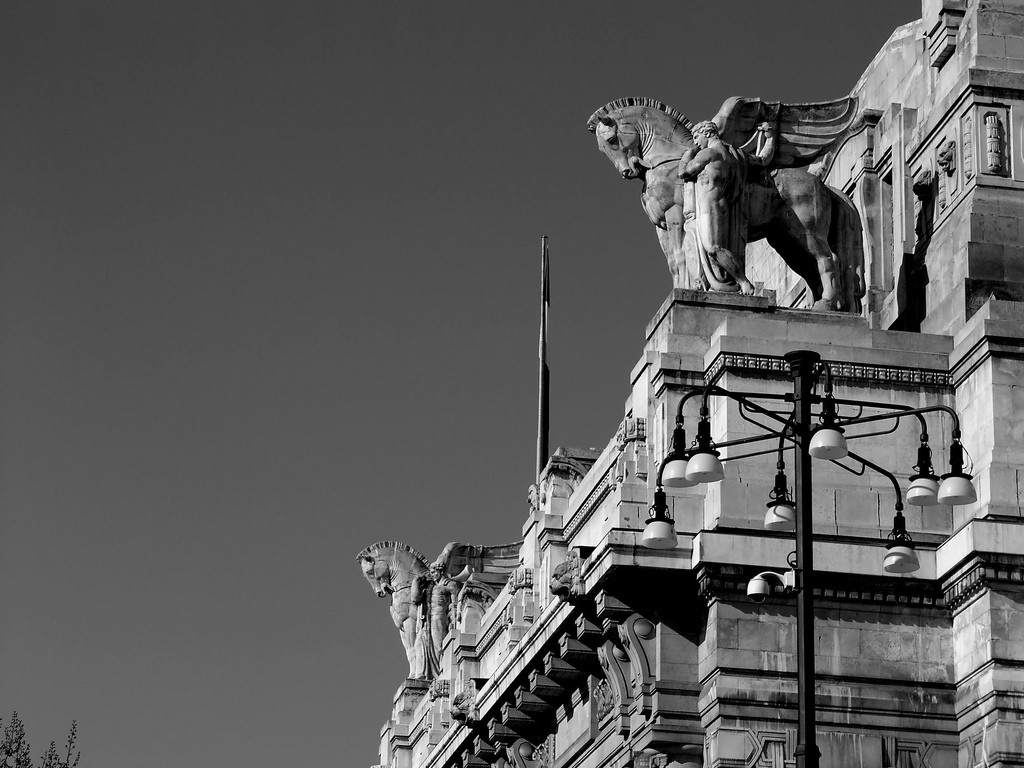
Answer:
(588, 96, 865, 311)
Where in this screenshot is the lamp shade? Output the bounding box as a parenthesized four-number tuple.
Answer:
(937, 474, 977, 505)
(642, 518, 677, 549)
(764, 500, 796, 531)
(906, 475, 939, 506)
(883, 543, 920, 574)
(808, 427, 848, 460)
(662, 457, 697, 488)
(684, 451, 724, 483)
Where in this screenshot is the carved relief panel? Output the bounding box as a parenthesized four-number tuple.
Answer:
(963, 105, 1010, 178)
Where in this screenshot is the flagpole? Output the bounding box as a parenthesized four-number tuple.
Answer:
(536, 236, 550, 483)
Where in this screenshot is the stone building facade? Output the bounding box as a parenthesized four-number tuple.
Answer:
(364, 3, 1024, 768)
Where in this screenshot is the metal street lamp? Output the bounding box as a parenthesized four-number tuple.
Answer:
(643, 349, 976, 768)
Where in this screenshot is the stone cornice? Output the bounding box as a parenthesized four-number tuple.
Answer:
(563, 470, 612, 541)
(420, 592, 575, 768)
(943, 553, 1024, 611)
(950, 331, 1024, 388)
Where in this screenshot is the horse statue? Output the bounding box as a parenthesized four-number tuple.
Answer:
(357, 540, 438, 680)
(358, 539, 527, 680)
(588, 96, 865, 312)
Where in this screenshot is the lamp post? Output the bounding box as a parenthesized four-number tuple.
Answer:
(787, 350, 819, 768)
(643, 349, 977, 768)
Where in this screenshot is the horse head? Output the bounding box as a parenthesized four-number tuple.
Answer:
(357, 540, 431, 599)
(593, 116, 644, 179)
(588, 97, 696, 180)
(359, 554, 392, 597)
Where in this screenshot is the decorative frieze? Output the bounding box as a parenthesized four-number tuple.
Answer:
(943, 554, 1024, 611)
(696, 563, 944, 608)
(562, 471, 612, 540)
(705, 352, 951, 389)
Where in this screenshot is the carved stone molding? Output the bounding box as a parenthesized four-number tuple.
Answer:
(509, 566, 534, 594)
(501, 738, 540, 768)
(961, 111, 974, 179)
(632, 750, 673, 768)
(595, 590, 633, 626)
(704, 352, 950, 389)
(597, 640, 631, 735)
(616, 614, 658, 718)
(532, 735, 554, 768)
(926, 5, 964, 68)
(617, 416, 647, 447)
(696, 563, 944, 609)
(984, 111, 1006, 175)
(562, 471, 612, 540)
(943, 554, 1024, 612)
(428, 678, 450, 701)
(592, 678, 615, 723)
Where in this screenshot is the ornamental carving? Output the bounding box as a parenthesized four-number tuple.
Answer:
(616, 416, 647, 446)
(936, 140, 956, 176)
(428, 678, 450, 701)
(509, 566, 534, 594)
(591, 678, 616, 724)
(632, 750, 672, 768)
(984, 112, 1005, 174)
(962, 112, 974, 178)
(615, 614, 658, 717)
(532, 736, 554, 768)
(450, 684, 479, 724)
(550, 550, 585, 603)
(502, 739, 540, 768)
(597, 639, 632, 736)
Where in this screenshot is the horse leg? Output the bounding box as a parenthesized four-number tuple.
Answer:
(658, 205, 692, 288)
(764, 218, 825, 305)
(810, 242, 842, 311)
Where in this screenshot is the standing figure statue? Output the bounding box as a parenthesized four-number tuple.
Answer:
(588, 96, 865, 312)
(678, 120, 754, 294)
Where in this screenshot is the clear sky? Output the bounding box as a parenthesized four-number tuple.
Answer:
(0, 2, 920, 766)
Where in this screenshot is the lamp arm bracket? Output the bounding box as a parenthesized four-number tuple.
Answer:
(844, 448, 903, 501)
(835, 402, 960, 434)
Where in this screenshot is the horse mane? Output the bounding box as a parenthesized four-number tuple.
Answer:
(356, 540, 429, 566)
(587, 97, 693, 133)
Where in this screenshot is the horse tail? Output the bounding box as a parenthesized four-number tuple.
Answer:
(828, 187, 865, 313)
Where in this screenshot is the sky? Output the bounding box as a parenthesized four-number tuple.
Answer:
(0, 2, 921, 766)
